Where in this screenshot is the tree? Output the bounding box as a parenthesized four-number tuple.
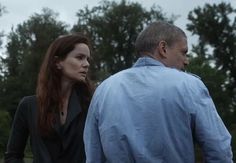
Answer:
(72, 0, 176, 81)
(0, 3, 6, 48)
(0, 3, 6, 16)
(0, 110, 11, 156)
(187, 2, 236, 116)
(1, 8, 69, 117)
(187, 50, 234, 126)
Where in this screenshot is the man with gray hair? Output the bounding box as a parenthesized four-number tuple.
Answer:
(84, 21, 233, 162)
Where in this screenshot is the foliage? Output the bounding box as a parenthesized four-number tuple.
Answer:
(0, 3, 6, 48)
(0, 4, 6, 17)
(0, 110, 11, 157)
(72, 0, 175, 81)
(187, 2, 236, 117)
(0, 0, 236, 160)
(230, 124, 236, 162)
(1, 8, 69, 116)
(187, 53, 234, 126)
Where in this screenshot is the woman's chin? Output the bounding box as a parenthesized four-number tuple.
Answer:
(77, 77, 86, 83)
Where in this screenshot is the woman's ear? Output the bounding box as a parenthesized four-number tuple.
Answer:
(56, 63, 62, 70)
(54, 56, 62, 70)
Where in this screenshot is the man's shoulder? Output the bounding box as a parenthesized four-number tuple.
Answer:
(185, 72, 201, 79)
(102, 68, 131, 82)
(95, 69, 131, 91)
(167, 69, 204, 87)
(180, 71, 206, 89)
(167, 68, 201, 80)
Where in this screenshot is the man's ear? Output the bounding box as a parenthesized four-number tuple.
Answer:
(158, 40, 168, 58)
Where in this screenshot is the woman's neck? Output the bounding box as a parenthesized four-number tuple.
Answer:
(60, 80, 74, 125)
(60, 79, 74, 98)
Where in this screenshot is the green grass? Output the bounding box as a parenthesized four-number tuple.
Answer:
(0, 158, 32, 163)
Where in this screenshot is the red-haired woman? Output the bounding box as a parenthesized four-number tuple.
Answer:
(5, 34, 93, 163)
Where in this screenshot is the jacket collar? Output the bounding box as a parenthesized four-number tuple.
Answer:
(65, 89, 82, 126)
(53, 89, 82, 134)
(133, 56, 165, 68)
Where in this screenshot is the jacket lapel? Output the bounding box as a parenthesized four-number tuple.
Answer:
(64, 89, 82, 131)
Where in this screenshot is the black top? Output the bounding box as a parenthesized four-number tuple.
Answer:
(4, 90, 87, 163)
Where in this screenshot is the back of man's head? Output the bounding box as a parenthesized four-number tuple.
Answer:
(135, 21, 186, 56)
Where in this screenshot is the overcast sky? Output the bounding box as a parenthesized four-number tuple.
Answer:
(0, 0, 235, 53)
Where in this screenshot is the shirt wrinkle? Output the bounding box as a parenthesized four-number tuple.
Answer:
(84, 57, 233, 163)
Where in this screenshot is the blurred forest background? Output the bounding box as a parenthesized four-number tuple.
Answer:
(0, 0, 235, 161)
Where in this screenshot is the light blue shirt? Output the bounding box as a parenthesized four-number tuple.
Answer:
(84, 57, 233, 163)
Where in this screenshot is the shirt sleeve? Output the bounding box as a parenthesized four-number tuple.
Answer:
(84, 90, 106, 163)
(4, 97, 30, 163)
(187, 78, 233, 162)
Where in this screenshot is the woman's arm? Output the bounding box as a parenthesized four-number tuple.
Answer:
(4, 97, 30, 163)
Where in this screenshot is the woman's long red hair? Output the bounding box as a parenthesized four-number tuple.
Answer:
(36, 34, 93, 136)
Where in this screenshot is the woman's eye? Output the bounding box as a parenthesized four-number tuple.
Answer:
(87, 58, 91, 63)
(76, 56, 83, 60)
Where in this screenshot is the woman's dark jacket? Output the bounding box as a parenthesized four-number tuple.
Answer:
(4, 90, 87, 163)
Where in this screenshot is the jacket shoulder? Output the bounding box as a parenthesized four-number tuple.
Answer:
(18, 95, 37, 113)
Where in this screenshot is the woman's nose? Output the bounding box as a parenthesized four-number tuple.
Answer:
(84, 59, 90, 67)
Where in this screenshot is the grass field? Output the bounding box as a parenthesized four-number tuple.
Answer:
(0, 158, 32, 163)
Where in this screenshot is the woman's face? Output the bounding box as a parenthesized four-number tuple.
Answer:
(57, 43, 90, 83)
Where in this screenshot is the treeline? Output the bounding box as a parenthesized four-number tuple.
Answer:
(0, 0, 235, 160)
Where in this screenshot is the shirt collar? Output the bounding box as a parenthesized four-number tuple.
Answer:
(132, 56, 165, 68)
